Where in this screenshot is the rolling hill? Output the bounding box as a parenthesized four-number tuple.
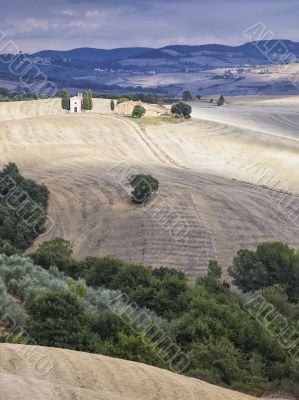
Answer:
(33, 47, 153, 62)
(0, 97, 298, 277)
(33, 40, 299, 66)
(0, 344, 257, 400)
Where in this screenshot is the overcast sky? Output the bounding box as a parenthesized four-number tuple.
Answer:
(0, 0, 298, 52)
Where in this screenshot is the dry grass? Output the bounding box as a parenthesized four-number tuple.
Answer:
(0, 344, 257, 400)
(0, 98, 298, 278)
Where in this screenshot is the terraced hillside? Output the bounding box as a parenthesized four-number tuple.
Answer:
(0, 97, 298, 276)
(0, 344, 256, 400)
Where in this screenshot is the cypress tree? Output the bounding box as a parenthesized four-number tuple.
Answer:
(61, 90, 70, 110)
(110, 99, 115, 112)
(88, 90, 93, 110)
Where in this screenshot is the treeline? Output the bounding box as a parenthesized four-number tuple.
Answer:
(0, 163, 49, 253)
(1, 238, 298, 397)
(0, 87, 45, 102)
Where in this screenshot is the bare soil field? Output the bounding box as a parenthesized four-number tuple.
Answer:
(0, 97, 298, 277)
(0, 343, 257, 400)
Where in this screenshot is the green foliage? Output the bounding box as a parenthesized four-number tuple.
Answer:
(132, 105, 146, 118)
(26, 291, 96, 351)
(110, 99, 115, 111)
(0, 87, 43, 103)
(117, 97, 129, 104)
(0, 162, 49, 251)
(1, 241, 299, 397)
(105, 333, 169, 369)
(61, 90, 70, 110)
(228, 242, 299, 301)
(171, 102, 192, 118)
(82, 90, 93, 110)
(182, 90, 193, 101)
(128, 174, 159, 204)
(207, 260, 222, 279)
(30, 238, 73, 270)
(217, 95, 225, 106)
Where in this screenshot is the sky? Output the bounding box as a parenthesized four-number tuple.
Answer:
(0, 0, 298, 52)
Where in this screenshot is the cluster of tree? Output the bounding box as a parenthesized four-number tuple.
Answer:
(229, 242, 299, 302)
(0, 87, 44, 102)
(128, 174, 159, 204)
(20, 238, 299, 397)
(171, 102, 192, 118)
(0, 163, 49, 253)
(116, 93, 163, 104)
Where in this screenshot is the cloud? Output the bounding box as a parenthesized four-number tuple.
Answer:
(1, 0, 299, 52)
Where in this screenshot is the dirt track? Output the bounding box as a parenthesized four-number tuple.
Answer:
(0, 98, 298, 276)
(0, 344, 256, 400)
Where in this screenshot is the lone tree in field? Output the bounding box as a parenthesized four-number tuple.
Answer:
(132, 105, 146, 118)
(129, 174, 159, 204)
(110, 99, 115, 111)
(171, 102, 192, 118)
(183, 90, 192, 101)
(217, 95, 225, 106)
(61, 90, 70, 110)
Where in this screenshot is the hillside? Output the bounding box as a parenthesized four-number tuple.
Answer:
(33, 47, 153, 61)
(0, 344, 257, 400)
(33, 40, 299, 65)
(0, 98, 298, 276)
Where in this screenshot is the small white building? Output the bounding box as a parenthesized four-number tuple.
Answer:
(70, 93, 83, 113)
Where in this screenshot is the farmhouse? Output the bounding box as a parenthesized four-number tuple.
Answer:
(117, 100, 171, 117)
(70, 94, 83, 113)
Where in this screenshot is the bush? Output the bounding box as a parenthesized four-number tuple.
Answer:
(129, 174, 159, 203)
(132, 105, 146, 118)
(171, 102, 192, 118)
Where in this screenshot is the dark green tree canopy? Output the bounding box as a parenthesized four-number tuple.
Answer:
(217, 95, 225, 106)
(183, 90, 193, 101)
(61, 90, 70, 110)
(129, 174, 159, 203)
(171, 102, 192, 118)
(132, 105, 146, 118)
(229, 242, 299, 301)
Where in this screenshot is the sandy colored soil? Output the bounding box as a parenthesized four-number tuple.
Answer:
(0, 343, 257, 400)
(0, 98, 298, 277)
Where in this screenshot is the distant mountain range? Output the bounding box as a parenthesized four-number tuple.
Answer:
(33, 47, 153, 62)
(33, 40, 299, 67)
